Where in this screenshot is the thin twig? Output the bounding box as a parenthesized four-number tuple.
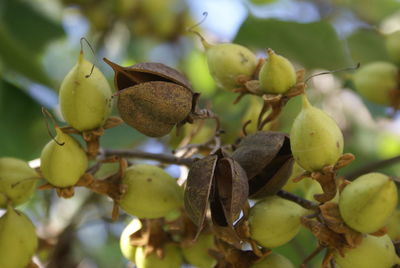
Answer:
(276, 190, 319, 210)
(104, 148, 195, 167)
(344, 155, 400, 180)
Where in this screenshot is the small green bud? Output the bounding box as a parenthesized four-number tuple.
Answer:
(249, 196, 306, 248)
(0, 205, 38, 268)
(59, 53, 112, 131)
(119, 164, 183, 219)
(251, 252, 295, 268)
(290, 94, 344, 172)
(40, 128, 88, 187)
(353, 61, 399, 106)
(182, 233, 216, 268)
(135, 243, 183, 268)
(120, 218, 142, 263)
(339, 173, 397, 233)
(0, 157, 39, 207)
(259, 49, 296, 94)
(386, 31, 400, 64)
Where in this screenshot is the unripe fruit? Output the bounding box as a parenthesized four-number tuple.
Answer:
(249, 196, 306, 248)
(339, 173, 397, 233)
(40, 128, 88, 187)
(386, 31, 400, 64)
(353, 61, 399, 106)
(334, 234, 398, 268)
(0, 205, 38, 268)
(0, 157, 39, 207)
(182, 233, 216, 268)
(204, 41, 257, 90)
(119, 164, 183, 219)
(290, 94, 344, 172)
(387, 210, 400, 241)
(259, 49, 296, 94)
(59, 53, 112, 131)
(135, 243, 182, 268)
(242, 96, 271, 133)
(120, 218, 142, 263)
(251, 252, 295, 268)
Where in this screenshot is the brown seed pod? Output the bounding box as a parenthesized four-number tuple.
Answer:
(118, 81, 193, 137)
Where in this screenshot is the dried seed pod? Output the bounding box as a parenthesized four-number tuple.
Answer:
(259, 49, 296, 94)
(251, 252, 295, 268)
(59, 53, 112, 131)
(120, 218, 142, 263)
(339, 173, 397, 233)
(40, 128, 88, 187)
(0, 205, 38, 268)
(0, 157, 39, 207)
(117, 81, 193, 137)
(135, 243, 183, 268)
(290, 94, 344, 172)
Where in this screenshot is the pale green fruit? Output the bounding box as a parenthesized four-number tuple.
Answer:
(135, 243, 182, 268)
(120, 218, 142, 263)
(59, 53, 112, 131)
(387, 210, 400, 241)
(241, 96, 271, 133)
(182, 233, 216, 268)
(353, 61, 398, 106)
(0, 157, 39, 207)
(334, 234, 398, 268)
(40, 128, 88, 187)
(251, 252, 295, 268)
(0, 205, 38, 268)
(290, 94, 344, 172)
(119, 164, 183, 219)
(386, 31, 400, 64)
(205, 42, 257, 90)
(339, 173, 397, 233)
(282, 163, 310, 197)
(259, 49, 296, 94)
(249, 196, 306, 248)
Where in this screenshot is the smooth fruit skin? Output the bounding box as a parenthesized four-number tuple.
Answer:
(135, 243, 182, 268)
(119, 164, 183, 219)
(0, 157, 39, 207)
(251, 252, 295, 268)
(387, 210, 400, 241)
(259, 49, 296, 94)
(290, 94, 344, 172)
(353, 61, 398, 106)
(40, 128, 88, 187)
(182, 233, 216, 268)
(205, 43, 257, 90)
(0, 205, 38, 268)
(339, 172, 397, 233)
(249, 196, 306, 248)
(120, 218, 142, 263)
(386, 31, 400, 64)
(59, 53, 112, 131)
(334, 234, 398, 268)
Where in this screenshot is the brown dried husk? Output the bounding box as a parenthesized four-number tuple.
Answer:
(117, 81, 193, 137)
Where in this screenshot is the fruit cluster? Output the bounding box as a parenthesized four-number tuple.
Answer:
(2, 28, 400, 268)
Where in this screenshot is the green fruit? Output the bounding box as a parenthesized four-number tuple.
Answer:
(204, 42, 257, 90)
(259, 49, 296, 94)
(0, 205, 38, 268)
(135, 243, 182, 268)
(387, 210, 400, 241)
(334, 234, 398, 268)
(290, 94, 344, 172)
(249, 196, 306, 248)
(282, 163, 310, 197)
(339, 173, 397, 233)
(386, 31, 400, 64)
(182, 233, 216, 268)
(251, 252, 295, 268)
(40, 128, 88, 187)
(120, 218, 142, 263)
(119, 164, 183, 219)
(59, 53, 112, 131)
(0, 157, 39, 207)
(241, 96, 271, 133)
(353, 61, 398, 106)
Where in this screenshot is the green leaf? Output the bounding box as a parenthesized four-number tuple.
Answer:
(234, 17, 351, 70)
(347, 29, 390, 65)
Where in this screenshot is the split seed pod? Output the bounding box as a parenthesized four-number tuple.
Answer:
(232, 131, 294, 198)
(104, 59, 194, 137)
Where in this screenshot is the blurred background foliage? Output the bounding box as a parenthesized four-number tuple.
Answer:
(1, 0, 400, 267)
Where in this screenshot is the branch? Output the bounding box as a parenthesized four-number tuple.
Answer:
(103, 148, 196, 167)
(276, 190, 319, 210)
(344, 155, 400, 180)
